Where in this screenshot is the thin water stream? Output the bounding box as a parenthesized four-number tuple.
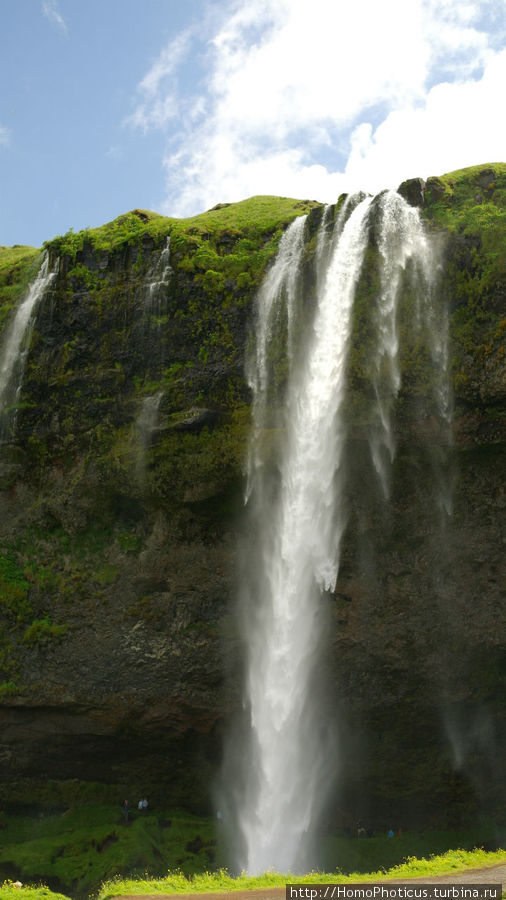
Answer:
(0, 252, 58, 437)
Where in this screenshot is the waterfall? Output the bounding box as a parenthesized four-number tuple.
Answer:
(368, 190, 433, 497)
(146, 236, 172, 309)
(228, 187, 452, 872)
(136, 391, 162, 483)
(0, 251, 58, 437)
(245, 214, 306, 504)
(236, 197, 373, 874)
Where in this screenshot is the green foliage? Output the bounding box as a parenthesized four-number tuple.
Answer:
(0, 680, 19, 697)
(67, 262, 98, 290)
(422, 163, 506, 398)
(0, 554, 31, 622)
(0, 883, 71, 900)
(43, 197, 318, 288)
(0, 806, 225, 898)
(2, 800, 504, 900)
(43, 195, 316, 264)
(150, 406, 250, 505)
(0, 779, 127, 810)
(22, 616, 69, 645)
(93, 565, 120, 586)
(0, 247, 40, 334)
(44, 211, 165, 259)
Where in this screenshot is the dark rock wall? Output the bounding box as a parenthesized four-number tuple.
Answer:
(0, 169, 504, 825)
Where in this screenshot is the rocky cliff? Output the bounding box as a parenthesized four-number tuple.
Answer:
(0, 166, 504, 828)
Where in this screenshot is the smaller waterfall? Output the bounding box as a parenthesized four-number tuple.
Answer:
(136, 392, 163, 483)
(368, 191, 433, 497)
(0, 252, 58, 435)
(315, 204, 333, 291)
(245, 214, 307, 502)
(146, 236, 172, 309)
(420, 252, 453, 523)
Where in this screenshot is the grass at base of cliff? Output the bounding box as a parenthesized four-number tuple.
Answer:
(1, 804, 504, 900)
(0, 807, 222, 898)
(96, 848, 506, 898)
(0, 884, 70, 900)
(2, 849, 505, 900)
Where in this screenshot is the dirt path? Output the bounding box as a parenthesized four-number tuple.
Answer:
(110, 862, 505, 900)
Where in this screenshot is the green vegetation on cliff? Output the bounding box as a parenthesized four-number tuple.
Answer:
(424, 163, 505, 409)
(0, 246, 40, 329)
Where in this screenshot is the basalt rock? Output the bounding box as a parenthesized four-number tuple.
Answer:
(397, 176, 426, 207)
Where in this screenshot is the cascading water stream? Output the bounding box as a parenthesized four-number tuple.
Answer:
(146, 236, 172, 309)
(238, 197, 372, 874)
(245, 213, 306, 503)
(368, 191, 434, 496)
(136, 391, 163, 483)
(0, 252, 58, 436)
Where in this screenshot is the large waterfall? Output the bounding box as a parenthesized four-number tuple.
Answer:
(0, 252, 58, 436)
(230, 189, 446, 873)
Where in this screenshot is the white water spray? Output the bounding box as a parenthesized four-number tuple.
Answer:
(0, 252, 58, 430)
(239, 198, 372, 873)
(136, 391, 163, 483)
(246, 214, 307, 502)
(369, 191, 433, 496)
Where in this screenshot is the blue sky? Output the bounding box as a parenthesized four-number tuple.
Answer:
(1, 0, 505, 248)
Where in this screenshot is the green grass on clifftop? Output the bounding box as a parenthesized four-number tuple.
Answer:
(424, 162, 506, 282)
(422, 162, 506, 403)
(44, 196, 320, 259)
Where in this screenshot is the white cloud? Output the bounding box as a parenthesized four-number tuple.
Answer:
(41, 0, 68, 36)
(125, 31, 192, 132)
(129, 0, 505, 214)
(106, 145, 124, 161)
(343, 49, 506, 194)
(0, 125, 10, 147)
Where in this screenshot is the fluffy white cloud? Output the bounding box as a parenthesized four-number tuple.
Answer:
(41, 0, 68, 36)
(125, 31, 192, 132)
(344, 49, 506, 194)
(0, 125, 10, 147)
(128, 0, 505, 214)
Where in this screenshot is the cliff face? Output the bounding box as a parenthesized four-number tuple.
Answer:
(0, 168, 504, 825)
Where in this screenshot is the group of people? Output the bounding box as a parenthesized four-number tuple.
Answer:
(351, 820, 402, 838)
(121, 798, 149, 823)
